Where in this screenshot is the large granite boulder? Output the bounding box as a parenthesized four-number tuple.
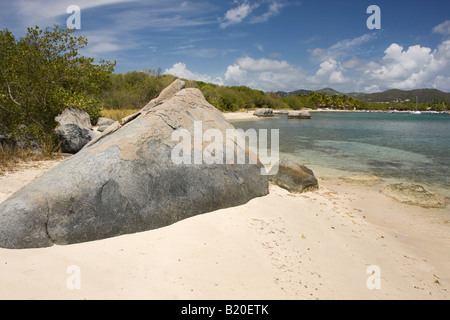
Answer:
(381, 183, 446, 208)
(0, 79, 269, 249)
(270, 158, 319, 193)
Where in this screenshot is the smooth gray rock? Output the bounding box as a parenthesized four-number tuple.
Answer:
(55, 124, 96, 154)
(55, 107, 92, 129)
(270, 158, 318, 193)
(288, 111, 311, 119)
(96, 125, 110, 133)
(0, 80, 268, 249)
(253, 108, 274, 117)
(96, 117, 115, 127)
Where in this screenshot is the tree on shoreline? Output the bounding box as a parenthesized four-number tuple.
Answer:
(0, 25, 115, 149)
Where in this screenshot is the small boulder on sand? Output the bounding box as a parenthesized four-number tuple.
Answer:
(270, 158, 319, 193)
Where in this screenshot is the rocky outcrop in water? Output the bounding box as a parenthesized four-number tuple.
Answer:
(340, 174, 383, 186)
(288, 111, 311, 119)
(381, 183, 446, 208)
(253, 108, 274, 117)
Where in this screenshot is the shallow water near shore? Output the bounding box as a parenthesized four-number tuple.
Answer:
(230, 112, 450, 198)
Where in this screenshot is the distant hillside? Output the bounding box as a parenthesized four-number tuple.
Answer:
(277, 88, 342, 97)
(316, 88, 342, 96)
(278, 88, 450, 103)
(276, 89, 310, 97)
(356, 89, 450, 103)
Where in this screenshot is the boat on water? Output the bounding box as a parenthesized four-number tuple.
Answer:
(410, 96, 421, 114)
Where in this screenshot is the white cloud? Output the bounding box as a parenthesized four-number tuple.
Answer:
(225, 64, 248, 85)
(329, 34, 375, 52)
(86, 42, 122, 54)
(219, 1, 255, 28)
(236, 56, 291, 71)
(230, 39, 450, 92)
(166, 38, 450, 94)
(219, 0, 287, 28)
(79, 29, 140, 58)
(228, 57, 306, 91)
(309, 58, 348, 85)
(364, 84, 380, 93)
(368, 42, 450, 89)
(433, 20, 450, 36)
(250, 1, 284, 24)
(164, 62, 224, 85)
(311, 34, 376, 61)
(5, 0, 137, 30)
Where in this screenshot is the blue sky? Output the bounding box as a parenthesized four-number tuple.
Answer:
(1, 0, 449, 93)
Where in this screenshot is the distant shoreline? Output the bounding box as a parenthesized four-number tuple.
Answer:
(222, 110, 449, 121)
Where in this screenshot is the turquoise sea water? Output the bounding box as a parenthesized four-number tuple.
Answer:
(230, 112, 450, 197)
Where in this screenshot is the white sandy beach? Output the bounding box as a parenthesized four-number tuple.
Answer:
(221, 111, 260, 121)
(0, 157, 448, 300)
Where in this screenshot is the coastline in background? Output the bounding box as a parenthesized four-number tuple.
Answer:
(226, 111, 450, 198)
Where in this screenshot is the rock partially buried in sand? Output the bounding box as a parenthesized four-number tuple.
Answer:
(0, 79, 269, 249)
(270, 158, 319, 193)
(381, 183, 446, 208)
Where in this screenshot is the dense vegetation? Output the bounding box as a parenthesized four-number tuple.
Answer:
(97, 71, 178, 110)
(0, 25, 115, 149)
(97, 73, 449, 113)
